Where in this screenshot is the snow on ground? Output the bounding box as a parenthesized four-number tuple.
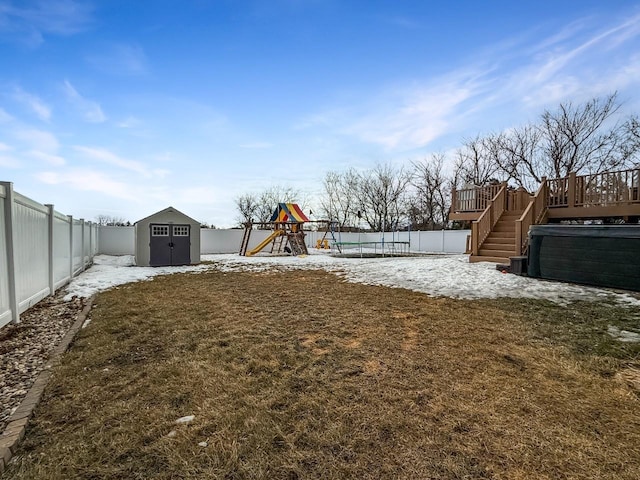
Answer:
(64, 252, 640, 309)
(63, 255, 211, 301)
(608, 325, 640, 342)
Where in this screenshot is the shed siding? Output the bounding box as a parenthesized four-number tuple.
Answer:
(134, 207, 200, 266)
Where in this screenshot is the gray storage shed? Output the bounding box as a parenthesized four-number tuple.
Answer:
(134, 206, 201, 267)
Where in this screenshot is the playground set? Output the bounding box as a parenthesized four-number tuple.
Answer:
(238, 202, 417, 258)
(239, 203, 348, 257)
(239, 203, 310, 256)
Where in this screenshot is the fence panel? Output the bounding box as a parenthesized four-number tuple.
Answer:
(201, 229, 243, 254)
(99, 226, 472, 256)
(53, 212, 71, 289)
(98, 226, 135, 255)
(14, 193, 50, 313)
(0, 187, 10, 327)
(0, 182, 99, 326)
(72, 219, 84, 274)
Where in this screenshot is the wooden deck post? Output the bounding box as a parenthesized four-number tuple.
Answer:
(451, 186, 457, 213)
(471, 222, 478, 256)
(568, 172, 576, 208)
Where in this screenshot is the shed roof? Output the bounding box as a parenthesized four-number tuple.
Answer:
(134, 206, 201, 225)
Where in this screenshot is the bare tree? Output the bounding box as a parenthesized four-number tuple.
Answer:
(234, 194, 259, 226)
(319, 168, 359, 227)
(408, 153, 451, 229)
(492, 126, 542, 190)
(255, 185, 304, 225)
(357, 163, 411, 231)
(462, 94, 640, 192)
(623, 115, 640, 163)
(94, 215, 127, 226)
(234, 185, 306, 228)
(538, 93, 636, 178)
(453, 135, 500, 187)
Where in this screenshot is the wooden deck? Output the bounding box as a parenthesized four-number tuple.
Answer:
(450, 168, 640, 263)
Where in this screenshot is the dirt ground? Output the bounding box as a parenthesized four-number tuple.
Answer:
(3, 268, 640, 479)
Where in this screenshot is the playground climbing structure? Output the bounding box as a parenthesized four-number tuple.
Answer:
(239, 203, 310, 256)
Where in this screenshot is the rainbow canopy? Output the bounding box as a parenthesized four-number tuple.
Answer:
(269, 203, 309, 223)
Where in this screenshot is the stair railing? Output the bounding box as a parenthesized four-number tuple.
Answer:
(515, 178, 548, 255)
(471, 183, 507, 256)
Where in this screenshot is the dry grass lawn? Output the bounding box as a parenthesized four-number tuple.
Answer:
(3, 268, 640, 479)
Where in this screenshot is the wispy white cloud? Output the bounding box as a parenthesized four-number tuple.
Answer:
(0, 155, 21, 168)
(13, 128, 59, 152)
(345, 86, 472, 150)
(73, 145, 147, 175)
(0, 143, 20, 167)
(528, 13, 640, 86)
(0, 107, 14, 123)
(116, 116, 142, 128)
(28, 149, 66, 166)
(62, 80, 106, 123)
(12, 86, 51, 121)
(303, 11, 640, 151)
(0, 0, 93, 47)
(152, 168, 171, 178)
(36, 169, 137, 200)
(87, 43, 148, 76)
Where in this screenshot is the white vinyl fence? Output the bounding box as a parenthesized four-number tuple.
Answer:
(0, 182, 98, 328)
(99, 227, 470, 256)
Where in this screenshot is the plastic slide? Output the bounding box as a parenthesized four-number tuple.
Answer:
(246, 230, 284, 256)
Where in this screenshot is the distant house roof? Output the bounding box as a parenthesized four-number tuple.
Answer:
(134, 206, 201, 225)
(269, 203, 309, 223)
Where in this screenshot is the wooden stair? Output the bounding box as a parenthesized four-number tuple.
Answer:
(470, 210, 522, 263)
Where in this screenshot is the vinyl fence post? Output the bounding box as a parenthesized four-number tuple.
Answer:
(80, 219, 86, 272)
(46, 204, 55, 295)
(1, 181, 19, 324)
(69, 215, 74, 278)
(88, 221, 93, 262)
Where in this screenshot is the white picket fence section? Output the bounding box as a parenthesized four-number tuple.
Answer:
(98, 226, 470, 256)
(0, 182, 98, 328)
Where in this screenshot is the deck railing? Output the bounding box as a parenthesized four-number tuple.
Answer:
(471, 183, 506, 255)
(452, 183, 503, 212)
(547, 168, 640, 208)
(515, 180, 548, 255)
(452, 167, 639, 257)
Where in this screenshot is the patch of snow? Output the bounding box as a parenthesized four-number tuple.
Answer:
(64, 255, 212, 301)
(166, 430, 177, 438)
(608, 325, 640, 342)
(175, 415, 195, 424)
(64, 253, 640, 307)
(94, 254, 136, 266)
(202, 253, 640, 307)
(198, 441, 208, 447)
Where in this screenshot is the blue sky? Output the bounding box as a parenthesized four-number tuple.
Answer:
(1, 0, 640, 227)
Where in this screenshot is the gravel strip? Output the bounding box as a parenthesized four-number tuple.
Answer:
(0, 293, 86, 433)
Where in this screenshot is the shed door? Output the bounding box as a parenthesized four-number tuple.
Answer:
(149, 224, 191, 266)
(150, 224, 172, 266)
(171, 225, 191, 266)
